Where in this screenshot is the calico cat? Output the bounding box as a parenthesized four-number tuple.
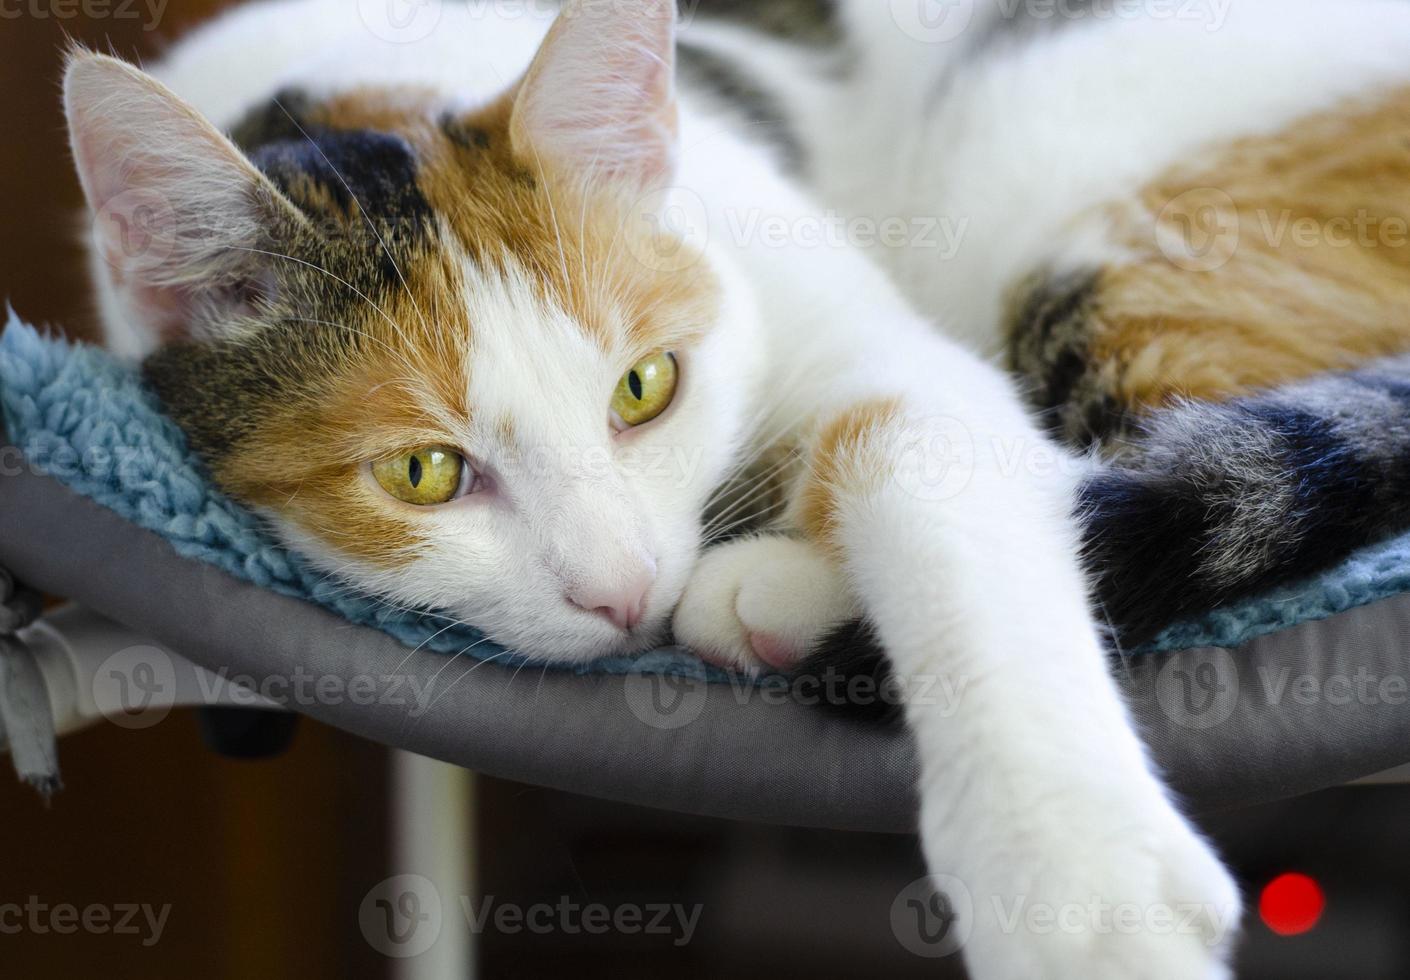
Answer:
(697, 0, 1410, 652)
(59, 0, 1410, 976)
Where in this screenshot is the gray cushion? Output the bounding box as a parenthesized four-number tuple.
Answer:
(2, 464, 1409, 830)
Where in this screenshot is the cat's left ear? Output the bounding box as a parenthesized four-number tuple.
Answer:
(510, 0, 678, 191)
(64, 50, 308, 350)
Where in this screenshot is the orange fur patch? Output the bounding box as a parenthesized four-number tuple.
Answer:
(798, 398, 905, 552)
(219, 250, 477, 567)
(308, 88, 720, 357)
(208, 85, 720, 568)
(1091, 84, 1410, 411)
(420, 93, 721, 358)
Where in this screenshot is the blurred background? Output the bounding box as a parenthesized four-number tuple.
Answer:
(2, 2, 1408, 978)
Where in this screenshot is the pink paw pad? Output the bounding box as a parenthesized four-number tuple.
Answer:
(748, 631, 805, 670)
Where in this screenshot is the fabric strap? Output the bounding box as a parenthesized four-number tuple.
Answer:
(0, 567, 58, 798)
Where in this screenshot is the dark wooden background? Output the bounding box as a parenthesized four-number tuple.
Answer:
(0, 0, 246, 341)
(0, 6, 395, 978)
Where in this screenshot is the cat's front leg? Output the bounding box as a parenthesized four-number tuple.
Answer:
(775, 349, 1241, 977)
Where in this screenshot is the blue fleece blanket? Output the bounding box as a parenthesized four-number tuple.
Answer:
(3, 313, 1408, 668)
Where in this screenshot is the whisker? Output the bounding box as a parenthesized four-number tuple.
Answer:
(389, 616, 481, 676)
(222, 245, 411, 341)
(523, 143, 574, 303)
(275, 315, 422, 377)
(706, 498, 790, 541)
(416, 646, 515, 721)
(703, 450, 800, 537)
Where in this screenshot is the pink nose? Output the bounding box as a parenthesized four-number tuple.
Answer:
(568, 569, 654, 631)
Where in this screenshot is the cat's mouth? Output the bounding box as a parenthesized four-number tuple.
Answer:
(522, 593, 667, 662)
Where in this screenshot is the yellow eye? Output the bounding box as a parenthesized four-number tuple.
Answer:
(611, 352, 678, 429)
(371, 447, 466, 506)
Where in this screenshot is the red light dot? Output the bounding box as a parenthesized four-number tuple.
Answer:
(1259, 872, 1325, 936)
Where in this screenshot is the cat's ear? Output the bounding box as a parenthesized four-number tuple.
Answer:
(64, 50, 306, 348)
(509, 0, 678, 191)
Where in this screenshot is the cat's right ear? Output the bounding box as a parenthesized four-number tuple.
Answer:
(509, 0, 678, 192)
(64, 50, 306, 351)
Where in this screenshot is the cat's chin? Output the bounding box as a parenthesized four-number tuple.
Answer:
(474, 610, 674, 667)
(581, 618, 674, 662)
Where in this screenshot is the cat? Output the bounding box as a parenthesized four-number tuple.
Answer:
(58, 0, 1410, 976)
(687, 0, 1410, 659)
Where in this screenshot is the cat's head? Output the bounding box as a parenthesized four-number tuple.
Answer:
(63, 1, 761, 661)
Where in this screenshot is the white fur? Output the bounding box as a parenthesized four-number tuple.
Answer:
(67, 0, 1410, 975)
(673, 534, 858, 672)
(813, 0, 1410, 355)
(276, 246, 763, 663)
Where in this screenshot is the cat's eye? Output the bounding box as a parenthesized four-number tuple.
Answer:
(371, 447, 469, 506)
(610, 352, 678, 430)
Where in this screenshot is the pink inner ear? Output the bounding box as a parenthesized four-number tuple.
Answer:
(102, 274, 273, 347)
(511, 0, 680, 191)
(66, 53, 293, 345)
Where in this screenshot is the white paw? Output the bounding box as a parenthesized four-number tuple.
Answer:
(948, 798, 1242, 980)
(672, 535, 858, 673)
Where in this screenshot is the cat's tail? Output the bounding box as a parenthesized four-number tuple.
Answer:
(1080, 352, 1410, 645)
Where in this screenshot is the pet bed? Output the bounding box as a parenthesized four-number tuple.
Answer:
(2, 314, 1410, 830)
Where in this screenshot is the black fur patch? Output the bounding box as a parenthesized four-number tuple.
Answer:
(792, 619, 901, 724)
(227, 89, 318, 151)
(1006, 268, 1125, 447)
(145, 335, 289, 461)
(223, 92, 438, 302)
(142, 95, 435, 471)
(231, 91, 432, 239)
(678, 42, 808, 173)
(922, 0, 1105, 119)
(1083, 374, 1410, 645)
(685, 0, 840, 46)
(803, 357, 1410, 714)
(440, 113, 493, 152)
(248, 128, 431, 229)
